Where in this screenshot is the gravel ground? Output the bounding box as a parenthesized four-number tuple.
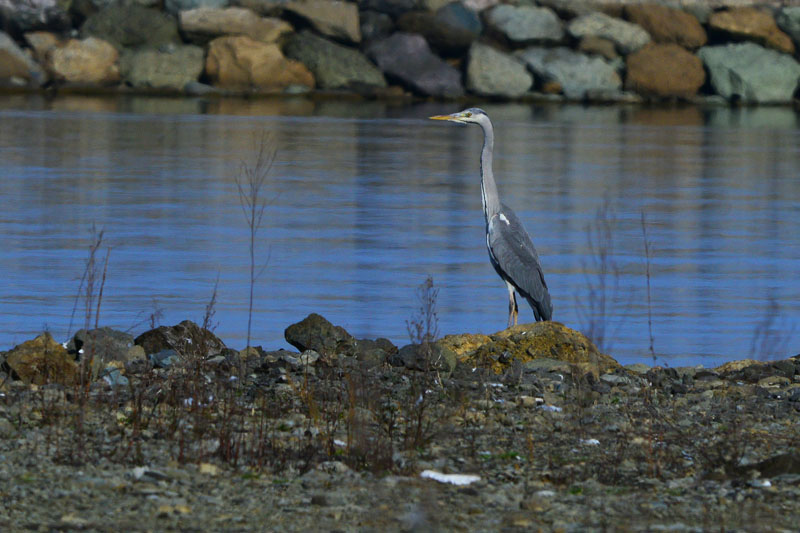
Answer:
(1, 329, 799, 532)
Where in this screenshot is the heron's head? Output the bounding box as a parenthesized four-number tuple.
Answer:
(429, 108, 487, 125)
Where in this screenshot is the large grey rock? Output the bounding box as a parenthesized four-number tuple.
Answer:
(284, 30, 386, 91)
(397, 2, 482, 55)
(367, 32, 463, 97)
(69, 327, 135, 363)
(178, 7, 292, 44)
(354, 337, 397, 366)
(466, 42, 532, 98)
(389, 342, 456, 374)
(776, 7, 800, 44)
(284, 0, 361, 43)
(360, 10, 394, 42)
(165, 0, 229, 14)
(284, 313, 357, 357)
(698, 42, 800, 104)
(121, 44, 204, 89)
(485, 5, 563, 45)
(0, 31, 46, 86)
(567, 11, 650, 54)
(517, 46, 620, 100)
(81, 4, 180, 49)
(134, 320, 226, 358)
(0, 0, 71, 32)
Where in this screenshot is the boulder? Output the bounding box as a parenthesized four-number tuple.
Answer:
(776, 7, 800, 45)
(234, 0, 288, 16)
(81, 4, 180, 50)
(577, 35, 617, 60)
(698, 42, 800, 104)
(419, 0, 450, 11)
(360, 10, 394, 42)
(353, 337, 397, 366)
(466, 42, 532, 98)
(0, 31, 46, 86)
(284, 313, 357, 357)
(0, 0, 71, 33)
(567, 11, 650, 54)
(134, 319, 226, 358)
(179, 7, 292, 44)
(165, 0, 229, 15)
(485, 5, 563, 45)
(625, 43, 705, 98)
(359, 0, 416, 18)
(624, 4, 706, 50)
(537, 0, 595, 19)
(23, 30, 59, 63)
(206, 35, 313, 89)
(47, 37, 120, 84)
(69, 327, 134, 363)
(389, 342, 456, 374)
(462, 0, 498, 12)
(284, 30, 386, 91)
(517, 46, 620, 100)
(121, 44, 205, 90)
(708, 7, 794, 54)
(439, 322, 620, 375)
(284, 0, 361, 44)
(4, 332, 77, 385)
(397, 2, 482, 55)
(367, 32, 463, 98)
(68, 327, 140, 379)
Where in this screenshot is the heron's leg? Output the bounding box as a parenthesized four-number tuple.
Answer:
(506, 282, 518, 327)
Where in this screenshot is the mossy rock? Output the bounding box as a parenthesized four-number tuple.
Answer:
(439, 322, 619, 375)
(5, 332, 77, 385)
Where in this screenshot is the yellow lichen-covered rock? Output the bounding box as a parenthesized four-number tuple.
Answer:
(714, 359, 761, 373)
(443, 322, 619, 375)
(5, 332, 78, 385)
(437, 333, 492, 359)
(47, 37, 120, 84)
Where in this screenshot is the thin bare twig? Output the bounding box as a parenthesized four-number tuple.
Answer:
(234, 132, 277, 350)
(641, 211, 655, 363)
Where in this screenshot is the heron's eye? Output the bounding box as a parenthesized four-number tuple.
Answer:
(465, 112, 472, 117)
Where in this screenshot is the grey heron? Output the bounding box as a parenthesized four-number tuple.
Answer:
(430, 108, 552, 326)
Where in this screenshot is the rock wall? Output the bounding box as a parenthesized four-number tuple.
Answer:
(1, 0, 800, 104)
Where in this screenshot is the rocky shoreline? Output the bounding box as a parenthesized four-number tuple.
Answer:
(3, 1, 800, 105)
(1, 314, 799, 531)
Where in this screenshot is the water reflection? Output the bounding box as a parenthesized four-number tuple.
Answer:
(0, 95, 798, 366)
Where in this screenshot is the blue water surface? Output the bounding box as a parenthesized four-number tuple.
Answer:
(1, 96, 798, 366)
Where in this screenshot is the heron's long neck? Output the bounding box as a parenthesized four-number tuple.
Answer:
(479, 118, 501, 222)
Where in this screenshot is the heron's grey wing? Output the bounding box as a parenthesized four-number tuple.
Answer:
(488, 206, 552, 320)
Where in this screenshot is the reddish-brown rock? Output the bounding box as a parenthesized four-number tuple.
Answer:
(578, 35, 617, 60)
(206, 35, 314, 90)
(709, 7, 794, 54)
(625, 4, 706, 49)
(625, 43, 705, 98)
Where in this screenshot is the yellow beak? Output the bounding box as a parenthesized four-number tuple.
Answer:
(429, 114, 455, 121)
